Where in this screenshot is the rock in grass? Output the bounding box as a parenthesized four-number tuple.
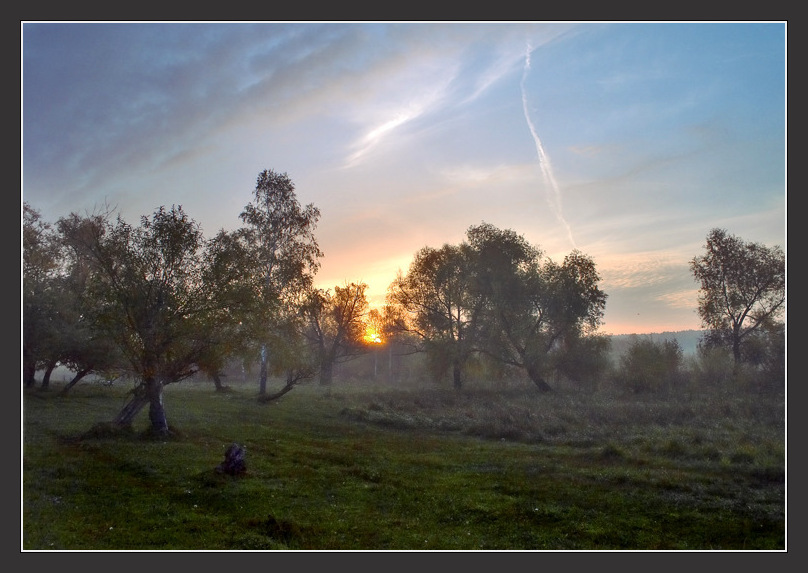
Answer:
(216, 442, 247, 475)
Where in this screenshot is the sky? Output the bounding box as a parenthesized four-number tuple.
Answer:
(21, 22, 786, 335)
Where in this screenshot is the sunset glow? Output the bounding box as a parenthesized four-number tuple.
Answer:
(363, 326, 383, 345)
(22, 22, 785, 336)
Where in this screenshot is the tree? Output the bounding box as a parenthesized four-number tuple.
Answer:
(194, 227, 267, 392)
(22, 203, 61, 387)
(256, 310, 317, 402)
(238, 170, 322, 395)
(386, 224, 608, 391)
(302, 282, 370, 386)
(387, 243, 481, 389)
(54, 210, 123, 394)
(24, 204, 127, 393)
(690, 228, 785, 367)
(78, 205, 238, 435)
(467, 223, 607, 391)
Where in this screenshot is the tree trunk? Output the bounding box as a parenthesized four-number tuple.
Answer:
(319, 360, 333, 386)
(146, 377, 169, 435)
(732, 335, 742, 366)
(452, 359, 462, 390)
(59, 367, 92, 396)
(40, 360, 57, 390)
(257, 379, 297, 403)
(259, 344, 268, 395)
(114, 385, 149, 427)
(258, 368, 309, 403)
(211, 372, 228, 392)
(526, 365, 553, 392)
(23, 351, 37, 387)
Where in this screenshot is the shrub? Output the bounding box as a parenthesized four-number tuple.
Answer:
(553, 334, 612, 391)
(690, 344, 733, 387)
(614, 336, 683, 393)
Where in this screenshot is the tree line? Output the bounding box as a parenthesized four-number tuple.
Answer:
(23, 169, 785, 435)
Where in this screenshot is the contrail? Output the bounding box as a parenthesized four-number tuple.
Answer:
(521, 42, 576, 249)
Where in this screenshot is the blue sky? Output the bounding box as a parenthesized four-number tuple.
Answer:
(22, 22, 786, 334)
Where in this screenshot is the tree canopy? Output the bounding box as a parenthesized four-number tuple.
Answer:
(690, 228, 785, 367)
(387, 222, 608, 391)
(388, 242, 481, 389)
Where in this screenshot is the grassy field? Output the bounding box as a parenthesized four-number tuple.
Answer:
(22, 377, 786, 551)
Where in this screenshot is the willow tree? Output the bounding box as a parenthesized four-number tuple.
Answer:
(467, 223, 607, 392)
(22, 203, 62, 387)
(194, 227, 267, 392)
(53, 210, 124, 395)
(387, 243, 481, 389)
(690, 228, 785, 367)
(238, 170, 322, 395)
(77, 205, 236, 435)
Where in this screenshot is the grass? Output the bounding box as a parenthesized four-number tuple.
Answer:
(22, 378, 785, 550)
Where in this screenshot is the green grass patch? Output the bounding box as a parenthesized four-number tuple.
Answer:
(22, 380, 785, 550)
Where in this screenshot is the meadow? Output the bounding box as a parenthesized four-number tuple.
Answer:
(22, 376, 785, 551)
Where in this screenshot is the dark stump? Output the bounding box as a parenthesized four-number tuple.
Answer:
(216, 442, 247, 475)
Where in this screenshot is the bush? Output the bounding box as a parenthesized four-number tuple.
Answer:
(690, 345, 734, 387)
(691, 332, 784, 392)
(614, 336, 683, 393)
(553, 334, 612, 391)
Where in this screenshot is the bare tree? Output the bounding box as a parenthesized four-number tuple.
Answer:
(302, 282, 369, 386)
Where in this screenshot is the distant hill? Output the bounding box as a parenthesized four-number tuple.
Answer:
(607, 330, 705, 358)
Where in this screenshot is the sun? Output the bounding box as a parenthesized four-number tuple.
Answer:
(363, 325, 383, 344)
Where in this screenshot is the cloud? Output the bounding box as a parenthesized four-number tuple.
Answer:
(437, 163, 534, 187)
(655, 289, 700, 310)
(342, 77, 455, 169)
(598, 251, 691, 290)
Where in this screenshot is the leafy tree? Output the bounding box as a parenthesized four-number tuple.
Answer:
(743, 320, 785, 388)
(24, 204, 124, 392)
(364, 308, 386, 345)
(22, 203, 62, 387)
(467, 223, 607, 391)
(77, 205, 239, 435)
(690, 228, 785, 367)
(237, 169, 322, 395)
(302, 282, 370, 386)
(387, 224, 608, 391)
(256, 310, 317, 402)
(387, 243, 481, 389)
(193, 227, 267, 392)
(54, 211, 123, 394)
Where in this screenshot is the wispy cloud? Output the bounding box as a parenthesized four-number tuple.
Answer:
(599, 251, 691, 290)
(342, 83, 451, 169)
(520, 41, 576, 249)
(655, 289, 700, 310)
